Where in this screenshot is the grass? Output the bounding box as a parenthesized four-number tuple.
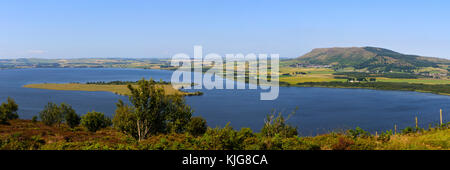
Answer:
(376, 77, 450, 85)
(23, 83, 189, 96)
(278, 68, 345, 84)
(0, 119, 448, 150)
(279, 75, 345, 84)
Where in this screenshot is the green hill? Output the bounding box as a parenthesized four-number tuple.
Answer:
(294, 47, 450, 72)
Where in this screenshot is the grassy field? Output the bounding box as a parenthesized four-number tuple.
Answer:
(278, 67, 449, 85)
(0, 119, 448, 150)
(279, 68, 344, 84)
(376, 77, 450, 84)
(23, 83, 188, 96)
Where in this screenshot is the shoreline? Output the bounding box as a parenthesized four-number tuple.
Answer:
(6, 67, 449, 96)
(23, 83, 203, 96)
(285, 83, 450, 96)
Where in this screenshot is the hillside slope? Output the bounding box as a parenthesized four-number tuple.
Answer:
(294, 47, 450, 71)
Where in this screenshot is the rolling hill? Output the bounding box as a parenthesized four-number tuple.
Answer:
(293, 47, 450, 72)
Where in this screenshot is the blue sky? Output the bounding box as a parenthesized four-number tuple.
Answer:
(1, 0, 450, 59)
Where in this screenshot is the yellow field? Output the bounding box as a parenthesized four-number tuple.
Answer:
(376, 77, 450, 84)
(280, 75, 342, 84)
(382, 128, 450, 150)
(278, 67, 450, 85)
(23, 83, 187, 96)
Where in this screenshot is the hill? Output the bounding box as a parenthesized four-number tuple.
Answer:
(294, 47, 450, 72)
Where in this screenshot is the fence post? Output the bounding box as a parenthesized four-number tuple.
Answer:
(394, 124, 397, 135)
(415, 116, 418, 129)
(440, 109, 443, 126)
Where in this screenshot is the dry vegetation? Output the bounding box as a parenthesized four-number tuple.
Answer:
(23, 83, 187, 96)
(1, 119, 448, 150)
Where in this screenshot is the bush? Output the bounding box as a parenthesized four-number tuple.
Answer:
(200, 123, 240, 150)
(377, 130, 392, 143)
(0, 133, 45, 150)
(39, 102, 64, 126)
(81, 111, 112, 132)
(261, 111, 298, 138)
(186, 117, 207, 136)
(401, 127, 417, 134)
(31, 116, 38, 123)
(39, 102, 80, 127)
(0, 97, 19, 124)
(123, 78, 193, 140)
(112, 100, 138, 138)
(332, 137, 355, 150)
(348, 127, 370, 139)
(64, 105, 81, 129)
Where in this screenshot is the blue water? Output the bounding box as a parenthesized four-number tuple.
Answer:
(0, 68, 448, 136)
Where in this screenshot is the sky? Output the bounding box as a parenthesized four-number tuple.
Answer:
(1, 0, 450, 59)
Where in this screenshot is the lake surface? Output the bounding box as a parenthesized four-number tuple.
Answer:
(0, 68, 448, 136)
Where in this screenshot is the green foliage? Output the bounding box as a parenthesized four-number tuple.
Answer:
(39, 102, 80, 127)
(186, 117, 207, 136)
(64, 105, 80, 128)
(113, 100, 138, 139)
(31, 116, 38, 123)
(0, 97, 19, 124)
(401, 127, 418, 134)
(199, 123, 243, 150)
(295, 47, 446, 72)
(348, 127, 370, 139)
(81, 111, 112, 132)
(125, 78, 192, 140)
(261, 111, 298, 138)
(0, 133, 45, 150)
(377, 130, 392, 143)
(332, 137, 355, 150)
(39, 102, 64, 126)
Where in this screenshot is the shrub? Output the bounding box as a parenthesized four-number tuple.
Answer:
(81, 111, 112, 132)
(348, 127, 370, 139)
(31, 116, 38, 123)
(377, 130, 392, 143)
(39, 102, 80, 127)
(186, 117, 207, 136)
(124, 78, 193, 140)
(0, 97, 19, 124)
(0, 133, 45, 150)
(401, 127, 417, 134)
(64, 105, 81, 129)
(332, 137, 355, 150)
(201, 123, 240, 150)
(112, 100, 138, 138)
(261, 111, 298, 138)
(39, 102, 64, 126)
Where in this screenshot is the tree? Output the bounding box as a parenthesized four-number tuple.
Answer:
(186, 117, 207, 136)
(112, 100, 138, 139)
(261, 111, 298, 138)
(0, 97, 19, 124)
(125, 78, 193, 141)
(81, 111, 112, 132)
(39, 102, 64, 126)
(63, 104, 80, 128)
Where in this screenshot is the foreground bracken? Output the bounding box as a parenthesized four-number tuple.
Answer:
(0, 120, 448, 150)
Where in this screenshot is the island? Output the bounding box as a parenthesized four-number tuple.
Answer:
(23, 81, 203, 96)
